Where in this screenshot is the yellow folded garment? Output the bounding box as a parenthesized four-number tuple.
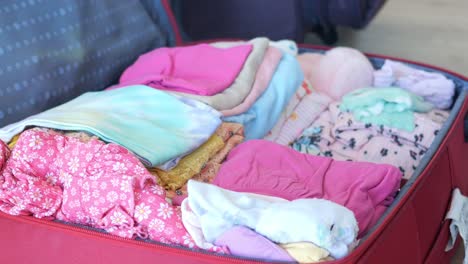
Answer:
(7, 129, 97, 150)
(151, 134, 225, 190)
(7, 134, 20, 149)
(280, 242, 333, 263)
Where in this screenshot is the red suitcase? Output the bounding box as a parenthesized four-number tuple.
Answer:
(0, 1, 467, 263)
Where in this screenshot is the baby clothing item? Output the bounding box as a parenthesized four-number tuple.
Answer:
(116, 44, 252, 96)
(374, 59, 455, 109)
(0, 128, 222, 251)
(187, 180, 359, 259)
(265, 90, 332, 146)
(445, 188, 468, 264)
(151, 134, 225, 190)
(301, 47, 374, 101)
(181, 189, 287, 250)
(0, 85, 221, 167)
(223, 52, 304, 140)
(214, 226, 294, 262)
(213, 140, 402, 237)
(280, 242, 333, 263)
(292, 102, 448, 178)
(167, 38, 269, 111)
(265, 80, 312, 141)
(340, 87, 434, 131)
(166, 123, 245, 205)
(269, 39, 298, 56)
(221, 47, 283, 116)
(152, 122, 243, 192)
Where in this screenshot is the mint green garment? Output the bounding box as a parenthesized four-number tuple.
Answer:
(0, 85, 221, 167)
(340, 87, 433, 131)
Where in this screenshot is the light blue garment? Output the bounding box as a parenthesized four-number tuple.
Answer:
(0, 85, 221, 167)
(340, 87, 434, 131)
(187, 180, 358, 259)
(223, 53, 304, 140)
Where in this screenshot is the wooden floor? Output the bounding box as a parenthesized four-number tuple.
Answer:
(305, 1, 467, 263)
(305, 0, 468, 75)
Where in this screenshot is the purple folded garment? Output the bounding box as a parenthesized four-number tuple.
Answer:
(214, 226, 294, 262)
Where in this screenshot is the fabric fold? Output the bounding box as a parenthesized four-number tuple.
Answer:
(116, 43, 252, 96)
(213, 140, 402, 237)
(186, 180, 358, 259)
(0, 85, 221, 167)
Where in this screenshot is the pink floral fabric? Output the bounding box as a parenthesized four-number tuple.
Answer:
(0, 128, 223, 252)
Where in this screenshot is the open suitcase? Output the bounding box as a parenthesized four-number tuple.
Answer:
(0, 1, 467, 263)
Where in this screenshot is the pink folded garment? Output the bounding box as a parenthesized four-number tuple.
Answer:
(213, 140, 402, 237)
(221, 47, 283, 116)
(114, 44, 252, 96)
(0, 128, 224, 253)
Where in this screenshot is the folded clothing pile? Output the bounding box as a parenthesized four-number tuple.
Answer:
(0, 128, 225, 252)
(0, 39, 454, 263)
(291, 89, 449, 179)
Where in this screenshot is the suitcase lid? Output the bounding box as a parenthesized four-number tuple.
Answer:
(0, 0, 178, 127)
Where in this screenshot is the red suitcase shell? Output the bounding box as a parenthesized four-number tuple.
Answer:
(0, 1, 467, 264)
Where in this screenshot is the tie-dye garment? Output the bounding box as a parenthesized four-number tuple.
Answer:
(0, 128, 224, 252)
(0, 85, 222, 167)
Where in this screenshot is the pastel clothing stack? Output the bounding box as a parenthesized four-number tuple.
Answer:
(170, 38, 269, 110)
(0, 128, 226, 252)
(0, 85, 222, 168)
(221, 47, 283, 116)
(116, 44, 252, 95)
(340, 87, 434, 131)
(223, 53, 304, 140)
(213, 140, 402, 237)
(292, 102, 448, 178)
(373, 59, 455, 109)
(186, 180, 359, 259)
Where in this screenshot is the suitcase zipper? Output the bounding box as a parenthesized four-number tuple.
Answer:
(8, 214, 273, 264)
